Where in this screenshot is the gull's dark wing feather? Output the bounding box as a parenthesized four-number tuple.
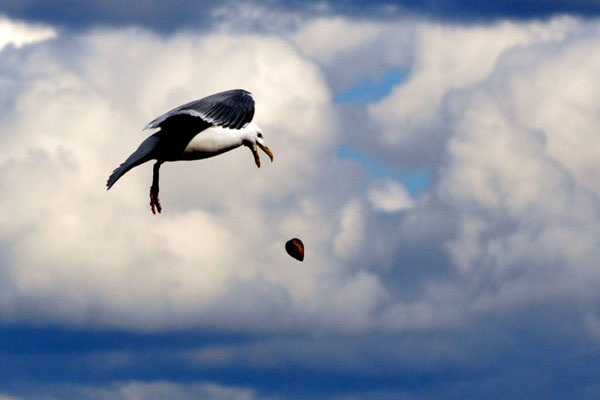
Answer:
(145, 89, 255, 131)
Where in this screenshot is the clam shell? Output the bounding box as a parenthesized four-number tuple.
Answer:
(285, 238, 304, 262)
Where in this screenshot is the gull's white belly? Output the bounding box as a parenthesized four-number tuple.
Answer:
(181, 126, 244, 160)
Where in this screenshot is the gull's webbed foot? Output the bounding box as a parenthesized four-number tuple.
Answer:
(150, 186, 162, 214)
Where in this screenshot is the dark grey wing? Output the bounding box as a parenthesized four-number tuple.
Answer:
(144, 89, 255, 130)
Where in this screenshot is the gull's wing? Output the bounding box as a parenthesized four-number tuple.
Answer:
(144, 89, 255, 131)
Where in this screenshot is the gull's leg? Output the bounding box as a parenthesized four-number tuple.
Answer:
(150, 161, 162, 214)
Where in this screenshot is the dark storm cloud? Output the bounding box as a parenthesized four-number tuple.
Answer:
(3, 0, 600, 31)
(323, 0, 600, 21)
(417, 0, 600, 20)
(0, 0, 222, 31)
(2, 315, 600, 400)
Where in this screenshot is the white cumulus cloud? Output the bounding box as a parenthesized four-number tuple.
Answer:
(367, 179, 414, 212)
(0, 15, 56, 51)
(0, 21, 387, 333)
(1, 11, 600, 351)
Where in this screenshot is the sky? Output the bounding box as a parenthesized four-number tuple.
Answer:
(1, 1, 600, 399)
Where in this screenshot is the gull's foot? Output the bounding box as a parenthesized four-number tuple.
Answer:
(150, 186, 162, 215)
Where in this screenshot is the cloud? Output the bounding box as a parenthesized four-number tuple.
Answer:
(1, 382, 262, 400)
(395, 0, 600, 21)
(367, 179, 414, 212)
(4, 0, 600, 32)
(3, 10, 600, 400)
(353, 14, 600, 326)
(281, 12, 600, 340)
(366, 16, 600, 338)
(2, 9, 600, 339)
(0, 1, 219, 31)
(0, 19, 394, 334)
(0, 14, 55, 51)
(364, 17, 581, 168)
(292, 16, 415, 92)
(434, 20, 600, 310)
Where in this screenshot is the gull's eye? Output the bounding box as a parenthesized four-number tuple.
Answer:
(257, 132, 263, 138)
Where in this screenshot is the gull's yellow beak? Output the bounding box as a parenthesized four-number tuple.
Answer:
(257, 142, 274, 163)
(252, 142, 274, 168)
(252, 145, 261, 168)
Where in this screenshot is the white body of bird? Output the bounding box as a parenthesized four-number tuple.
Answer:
(179, 122, 261, 160)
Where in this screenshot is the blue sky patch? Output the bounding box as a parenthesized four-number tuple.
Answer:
(338, 145, 429, 196)
(335, 68, 408, 104)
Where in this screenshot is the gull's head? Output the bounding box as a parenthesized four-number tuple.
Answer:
(243, 122, 274, 168)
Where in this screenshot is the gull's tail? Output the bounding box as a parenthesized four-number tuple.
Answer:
(106, 134, 160, 190)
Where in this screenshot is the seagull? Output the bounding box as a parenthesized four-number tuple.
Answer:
(106, 89, 273, 214)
